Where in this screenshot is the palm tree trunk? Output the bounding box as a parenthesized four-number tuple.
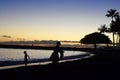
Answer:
(94, 44, 97, 49)
(119, 32, 120, 46)
(113, 32, 115, 46)
(116, 33, 119, 46)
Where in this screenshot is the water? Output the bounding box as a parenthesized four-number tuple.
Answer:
(0, 48, 91, 66)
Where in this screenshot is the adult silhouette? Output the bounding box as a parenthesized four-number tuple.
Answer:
(49, 41, 64, 64)
(24, 51, 30, 67)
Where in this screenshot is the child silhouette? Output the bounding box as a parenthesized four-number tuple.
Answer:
(24, 51, 30, 67)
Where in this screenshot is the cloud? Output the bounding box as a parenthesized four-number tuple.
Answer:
(1, 35, 12, 38)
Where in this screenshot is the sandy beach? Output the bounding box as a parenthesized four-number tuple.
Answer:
(0, 48, 120, 80)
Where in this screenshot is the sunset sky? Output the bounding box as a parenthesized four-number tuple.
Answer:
(0, 0, 120, 42)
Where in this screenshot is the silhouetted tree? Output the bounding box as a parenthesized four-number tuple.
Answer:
(106, 9, 119, 46)
(98, 24, 108, 34)
(80, 32, 111, 48)
(114, 13, 120, 45)
(106, 9, 118, 21)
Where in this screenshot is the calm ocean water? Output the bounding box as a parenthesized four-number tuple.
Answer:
(0, 48, 90, 66)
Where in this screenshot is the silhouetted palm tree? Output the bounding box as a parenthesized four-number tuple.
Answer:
(106, 9, 118, 21)
(98, 24, 108, 34)
(106, 9, 119, 46)
(114, 12, 120, 45)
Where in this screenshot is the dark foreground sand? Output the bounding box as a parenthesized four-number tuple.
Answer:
(0, 48, 120, 80)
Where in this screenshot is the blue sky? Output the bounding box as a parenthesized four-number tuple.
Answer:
(0, 0, 120, 41)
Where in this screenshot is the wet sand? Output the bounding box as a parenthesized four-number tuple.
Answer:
(0, 48, 120, 80)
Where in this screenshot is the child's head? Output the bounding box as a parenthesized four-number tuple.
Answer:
(24, 51, 27, 54)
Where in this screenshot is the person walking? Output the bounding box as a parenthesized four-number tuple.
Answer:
(24, 51, 30, 67)
(49, 41, 64, 64)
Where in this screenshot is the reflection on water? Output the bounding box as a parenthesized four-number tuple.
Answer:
(0, 48, 91, 66)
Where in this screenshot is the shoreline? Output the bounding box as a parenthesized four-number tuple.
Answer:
(0, 52, 92, 68)
(0, 49, 120, 79)
(0, 47, 120, 79)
